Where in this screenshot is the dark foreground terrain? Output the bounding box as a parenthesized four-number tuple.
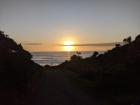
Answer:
(0, 30, 140, 105)
(32, 70, 102, 105)
(0, 31, 42, 105)
(55, 35, 140, 105)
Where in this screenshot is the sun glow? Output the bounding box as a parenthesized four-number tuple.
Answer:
(64, 40, 74, 46)
(63, 40, 75, 52)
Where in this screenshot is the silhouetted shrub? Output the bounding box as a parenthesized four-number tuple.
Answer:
(123, 36, 132, 45)
(91, 51, 99, 58)
(115, 43, 120, 48)
(71, 54, 82, 61)
(135, 34, 140, 41)
(0, 31, 42, 104)
(57, 34, 140, 104)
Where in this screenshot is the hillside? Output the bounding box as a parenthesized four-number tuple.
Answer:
(56, 34, 140, 105)
(0, 31, 42, 105)
(1, 30, 140, 105)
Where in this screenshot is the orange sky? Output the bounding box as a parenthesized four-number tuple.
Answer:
(1, 0, 140, 52)
(23, 44, 114, 52)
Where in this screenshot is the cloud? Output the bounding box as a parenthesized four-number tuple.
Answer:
(23, 43, 42, 45)
(60, 42, 121, 46)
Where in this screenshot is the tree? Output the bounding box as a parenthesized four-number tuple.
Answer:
(123, 36, 131, 44)
(0, 30, 4, 35)
(135, 34, 140, 41)
(123, 38, 127, 44)
(127, 36, 131, 44)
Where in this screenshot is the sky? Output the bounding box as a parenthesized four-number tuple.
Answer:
(0, 0, 140, 52)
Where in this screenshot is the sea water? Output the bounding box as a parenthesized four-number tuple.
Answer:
(31, 51, 95, 66)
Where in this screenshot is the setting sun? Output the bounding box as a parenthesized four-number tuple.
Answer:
(63, 40, 75, 52)
(63, 40, 74, 46)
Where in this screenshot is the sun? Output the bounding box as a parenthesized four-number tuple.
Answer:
(64, 40, 74, 46)
(63, 40, 75, 52)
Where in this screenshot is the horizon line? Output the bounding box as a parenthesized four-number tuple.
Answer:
(59, 42, 122, 47)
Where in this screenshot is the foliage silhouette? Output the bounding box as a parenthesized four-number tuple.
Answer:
(0, 31, 42, 105)
(57, 34, 140, 105)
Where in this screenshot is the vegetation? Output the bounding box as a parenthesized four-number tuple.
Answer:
(1, 30, 140, 105)
(0, 31, 42, 105)
(57, 34, 140, 105)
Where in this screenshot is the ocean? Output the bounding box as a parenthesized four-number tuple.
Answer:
(31, 51, 95, 66)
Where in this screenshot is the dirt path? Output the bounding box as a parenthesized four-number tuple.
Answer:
(32, 70, 100, 105)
